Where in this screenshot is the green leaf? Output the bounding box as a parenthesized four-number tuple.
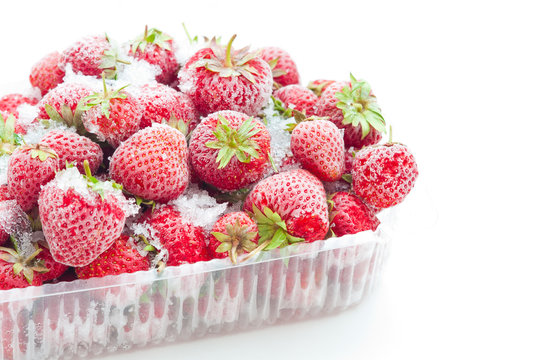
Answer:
(264, 229, 287, 250)
(44, 104, 63, 123)
(143, 245, 156, 252)
(216, 242, 232, 253)
(211, 232, 231, 243)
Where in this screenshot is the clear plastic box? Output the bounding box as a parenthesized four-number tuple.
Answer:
(0, 218, 391, 360)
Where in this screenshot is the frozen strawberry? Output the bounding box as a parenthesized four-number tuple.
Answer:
(41, 129, 103, 174)
(260, 47, 300, 87)
(142, 206, 208, 266)
(0, 195, 12, 246)
(307, 79, 335, 97)
(316, 74, 385, 148)
(0, 94, 38, 118)
(189, 110, 270, 191)
(343, 146, 358, 175)
(29, 52, 65, 96)
(352, 142, 418, 208)
(290, 119, 345, 181)
(209, 212, 259, 263)
(60, 34, 129, 79)
(7, 144, 60, 212)
(37, 82, 93, 132)
(178, 36, 273, 117)
(137, 83, 197, 130)
(129, 26, 179, 85)
(328, 192, 380, 237)
(109, 124, 189, 202)
(273, 85, 318, 116)
(38, 163, 135, 266)
(81, 76, 142, 147)
(243, 169, 329, 247)
(75, 234, 150, 279)
(0, 245, 47, 290)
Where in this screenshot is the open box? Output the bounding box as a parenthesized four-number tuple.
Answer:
(0, 216, 392, 360)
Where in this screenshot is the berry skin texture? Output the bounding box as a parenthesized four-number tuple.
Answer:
(260, 47, 300, 87)
(208, 211, 259, 260)
(38, 168, 129, 267)
(29, 52, 65, 96)
(189, 110, 271, 191)
(35, 245, 69, 283)
(143, 206, 209, 266)
(137, 83, 197, 130)
(307, 79, 336, 97)
(316, 81, 382, 148)
(0, 258, 43, 290)
(178, 43, 273, 117)
(75, 234, 150, 279)
(41, 130, 103, 174)
(243, 169, 329, 243)
(0, 187, 13, 245)
(7, 144, 60, 212)
(0, 94, 38, 118)
(109, 124, 189, 202)
(273, 85, 318, 116)
(37, 82, 93, 120)
(352, 143, 418, 208)
(82, 92, 142, 148)
(291, 120, 345, 182)
(60, 35, 112, 78)
(329, 192, 380, 237)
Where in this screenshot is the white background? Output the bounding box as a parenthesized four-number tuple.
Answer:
(1, 0, 542, 359)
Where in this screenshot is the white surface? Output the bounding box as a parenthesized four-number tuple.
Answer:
(1, 0, 542, 359)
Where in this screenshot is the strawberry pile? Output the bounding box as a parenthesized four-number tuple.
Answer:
(0, 26, 418, 291)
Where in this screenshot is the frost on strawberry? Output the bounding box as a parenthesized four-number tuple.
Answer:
(129, 26, 179, 85)
(38, 162, 138, 267)
(259, 47, 300, 88)
(328, 191, 380, 237)
(29, 52, 65, 96)
(80, 75, 142, 147)
(209, 212, 259, 263)
(189, 110, 271, 191)
(178, 35, 273, 117)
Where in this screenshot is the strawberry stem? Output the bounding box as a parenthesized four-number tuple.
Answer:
(388, 125, 393, 143)
(224, 35, 237, 68)
(101, 73, 108, 97)
(144, 24, 148, 39)
(83, 160, 92, 178)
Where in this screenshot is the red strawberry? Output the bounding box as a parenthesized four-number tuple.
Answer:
(0, 245, 48, 290)
(34, 244, 69, 282)
(129, 26, 179, 85)
(352, 142, 418, 208)
(75, 234, 149, 279)
(0, 195, 13, 245)
(328, 192, 380, 237)
(273, 85, 318, 117)
(316, 75, 385, 148)
(307, 79, 335, 97)
(137, 83, 197, 130)
(7, 144, 60, 212)
(344, 146, 358, 175)
(0, 93, 38, 118)
(109, 124, 189, 202)
(29, 52, 65, 96)
(0, 184, 11, 201)
(189, 110, 270, 191)
(142, 206, 209, 266)
(178, 36, 273, 117)
(1, 112, 26, 151)
(209, 212, 259, 263)
(81, 77, 142, 147)
(41, 129, 103, 174)
(243, 169, 329, 246)
(290, 119, 345, 182)
(38, 163, 134, 266)
(260, 47, 300, 87)
(60, 35, 128, 79)
(37, 82, 93, 131)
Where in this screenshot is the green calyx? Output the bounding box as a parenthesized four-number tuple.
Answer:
(28, 144, 58, 162)
(205, 114, 262, 169)
(285, 110, 329, 133)
(164, 114, 189, 137)
(191, 35, 261, 84)
(0, 113, 24, 155)
(43, 101, 86, 134)
(131, 25, 173, 53)
(335, 73, 386, 139)
(100, 34, 131, 80)
(266, 57, 287, 89)
(308, 80, 334, 97)
(271, 95, 293, 118)
(81, 73, 129, 119)
(0, 242, 49, 285)
(251, 205, 304, 251)
(81, 160, 122, 200)
(211, 218, 259, 264)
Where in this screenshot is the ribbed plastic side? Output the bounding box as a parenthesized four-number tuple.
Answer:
(0, 228, 390, 360)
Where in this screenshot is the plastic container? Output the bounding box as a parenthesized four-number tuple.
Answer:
(0, 216, 392, 360)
